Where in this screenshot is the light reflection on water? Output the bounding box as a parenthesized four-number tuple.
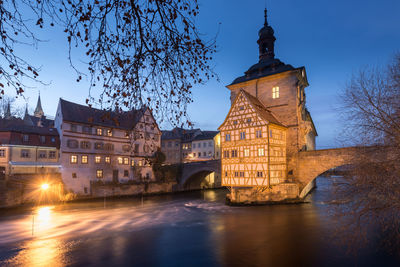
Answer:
(0, 177, 399, 267)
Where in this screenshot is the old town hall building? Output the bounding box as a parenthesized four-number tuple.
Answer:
(219, 9, 317, 193)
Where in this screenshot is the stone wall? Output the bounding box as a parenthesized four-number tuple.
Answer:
(90, 181, 176, 198)
(0, 180, 65, 208)
(228, 183, 300, 204)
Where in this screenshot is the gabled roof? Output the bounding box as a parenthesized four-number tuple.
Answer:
(241, 90, 284, 126)
(59, 98, 146, 130)
(218, 89, 285, 130)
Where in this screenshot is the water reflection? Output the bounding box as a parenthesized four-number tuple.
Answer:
(5, 238, 68, 266)
(0, 180, 399, 266)
(211, 205, 322, 266)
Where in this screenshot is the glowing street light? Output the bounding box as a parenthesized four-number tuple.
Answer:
(41, 183, 49, 190)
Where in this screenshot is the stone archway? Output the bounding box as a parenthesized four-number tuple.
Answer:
(178, 160, 221, 190)
(295, 147, 363, 198)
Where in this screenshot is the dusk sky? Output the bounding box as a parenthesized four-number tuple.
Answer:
(8, 0, 400, 148)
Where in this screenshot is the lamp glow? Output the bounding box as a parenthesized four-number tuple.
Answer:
(41, 184, 49, 190)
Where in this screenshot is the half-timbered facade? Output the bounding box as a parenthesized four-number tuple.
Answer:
(220, 9, 317, 198)
(219, 90, 287, 187)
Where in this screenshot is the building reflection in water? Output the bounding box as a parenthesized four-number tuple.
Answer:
(211, 204, 323, 266)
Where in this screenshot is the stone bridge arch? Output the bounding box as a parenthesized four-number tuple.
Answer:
(178, 160, 221, 189)
(296, 147, 364, 198)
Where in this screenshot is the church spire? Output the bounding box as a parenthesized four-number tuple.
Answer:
(4, 101, 11, 119)
(257, 8, 276, 62)
(23, 104, 33, 125)
(34, 92, 44, 118)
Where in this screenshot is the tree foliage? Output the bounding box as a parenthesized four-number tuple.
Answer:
(0, 0, 216, 126)
(334, 53, 400, 251)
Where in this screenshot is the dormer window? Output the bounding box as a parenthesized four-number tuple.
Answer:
(272, 86, 279, 99)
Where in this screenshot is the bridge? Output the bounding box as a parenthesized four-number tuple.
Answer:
(293, 146, 371, 198)
(177, 160, 221, 190)
(175, 147, 372, 199)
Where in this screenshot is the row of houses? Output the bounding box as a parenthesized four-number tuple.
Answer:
(0, 95, 219, 196)
(161, 128, 220, 164)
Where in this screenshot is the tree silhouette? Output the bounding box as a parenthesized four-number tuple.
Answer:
(0, 0, 216, 125)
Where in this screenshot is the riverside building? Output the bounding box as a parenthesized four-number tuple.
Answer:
(220, 9, 317, 194)
(54, 99, 161, 195)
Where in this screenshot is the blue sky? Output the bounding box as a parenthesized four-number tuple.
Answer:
(7, 0, 400, 148)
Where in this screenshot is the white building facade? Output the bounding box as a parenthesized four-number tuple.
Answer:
(54, 99, 161, 195)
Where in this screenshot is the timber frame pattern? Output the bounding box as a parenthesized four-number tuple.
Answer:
(219, 90, 287, 189)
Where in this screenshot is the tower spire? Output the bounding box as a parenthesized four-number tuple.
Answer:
(34, 91, 44, 118)
(4, 101, 11, 119)
(257, 8, 276, 61)
(23, 103, 33, 125)
(264, 8, 268, 26)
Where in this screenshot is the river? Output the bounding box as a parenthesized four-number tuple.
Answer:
(0, 176, 399, 267)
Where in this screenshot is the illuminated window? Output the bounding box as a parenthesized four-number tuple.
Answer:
(96, 169, 103, 178)
(258, 148, 264, 156)
(105, 156, 111, 164)
(123, 157, 129, 165)
(96, 128, 103, 136)
(95, 156, 101, 163)
(81, 155, 88, 164)
(131, 160, 135, 167)
(118, 157, 123, 164)
(244, 149, 249, 157)
(256, 130, 262, 138)
(138, 160, 143, 166)
(107, 129, 113, 136)
(272, 86, 279, 99)
(240, 132, 246, 140)
(70, 155, 77, 164)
